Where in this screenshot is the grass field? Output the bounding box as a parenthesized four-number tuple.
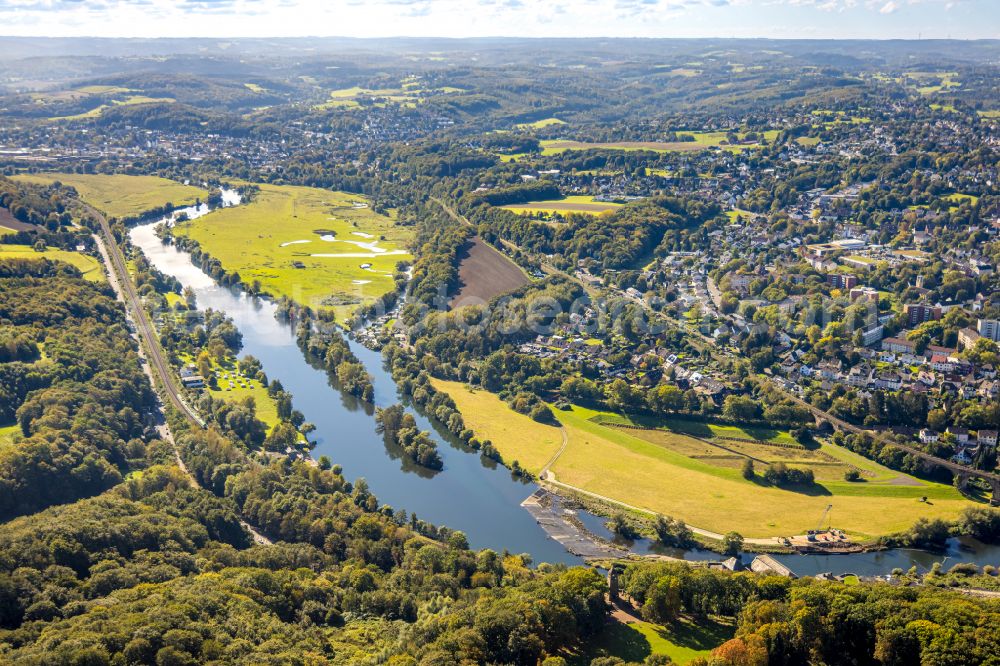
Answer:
(179, 352, 294, 437)
(0, 244, 104, 282)
(50, 95, 175, 120)
(432, 383, 971, 537)
(173, 183, 412, 320)
(539, 131, 776, 155)
(500, 195, 624, 216)
(430, 379, 563, 474)
(571, 616, 732, 665)
(516, 117, 566, 129)
(551, 405, 969, 538)
(0, 423, 20, 451)
(449, 236, 530, 308)
(12, 173, 207, 219)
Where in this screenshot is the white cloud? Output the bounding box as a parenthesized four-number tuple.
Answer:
(879, 0, 900, 12)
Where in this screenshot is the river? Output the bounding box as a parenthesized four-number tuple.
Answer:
(129, 203, 1000, 577)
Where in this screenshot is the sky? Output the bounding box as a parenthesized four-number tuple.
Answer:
(0, 0, 995, 40)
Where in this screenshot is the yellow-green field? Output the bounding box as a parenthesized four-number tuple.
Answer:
(434, 381, 973, 538)
(12, 173, 207, 219)
(499, 195, 624, 216)
(516, 117, 566, 129)
(571, 616, 732, 665)
(173, 183, 412, 320)
(0, 244, 104, 282)
(539, 130, 777, 155)
(49, 96, 175, 121)
(431, 379, 562, 474)
(0, 423, 20, 451)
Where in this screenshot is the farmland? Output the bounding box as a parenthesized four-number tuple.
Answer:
(432, 382, 972, 538)
(538, 131, 777, 155)
(0, 244, 104, 282)
(500, 195, 624, 216)
(449, 236, 530, 308)
(173, 183, 413, 320)
(12, 173, 207, 219)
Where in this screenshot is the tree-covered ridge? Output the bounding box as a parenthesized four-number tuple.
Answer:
(0, 266, 155, 520)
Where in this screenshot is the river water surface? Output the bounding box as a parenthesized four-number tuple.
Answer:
(129, 208, 1000, 577)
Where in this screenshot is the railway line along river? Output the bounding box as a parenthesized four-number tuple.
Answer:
(130, 207, 999, 577)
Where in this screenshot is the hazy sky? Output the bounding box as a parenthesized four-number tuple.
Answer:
(0, 0, 995, 40)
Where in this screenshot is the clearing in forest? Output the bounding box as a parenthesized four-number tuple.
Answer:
(449, 236, 529, 308)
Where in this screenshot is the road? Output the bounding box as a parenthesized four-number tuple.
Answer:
(92, 210, 272, 545)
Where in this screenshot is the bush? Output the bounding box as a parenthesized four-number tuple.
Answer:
(844, 469, 861, 482)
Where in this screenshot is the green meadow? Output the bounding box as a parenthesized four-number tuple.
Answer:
(0, 244, 104, 282)
(173, 183, 412, 320)
(12, 173, 207, 219)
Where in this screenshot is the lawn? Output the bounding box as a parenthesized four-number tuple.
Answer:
(549, 405, 970, 539)
(572, 616, 733, 665)
(180, 352, 292, 437)
(173, 183, 412, 321)
(0, 244, 104, 282)
(12, 173, 207, 220)
(430, 379, 562, 475)
(499, 195, 624, 216)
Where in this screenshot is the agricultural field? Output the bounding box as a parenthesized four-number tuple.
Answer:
(173, 183, 412, 320)
(0, 244, 104, 282)
(449, 236, 530, 308)
(442, 384, 973, 537)
(12, 173, 207, 219)
(430, 379, 562, 474)
(499, 195, 624, 216)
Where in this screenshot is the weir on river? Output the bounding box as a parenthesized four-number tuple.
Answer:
(129, 204, 1000, 577)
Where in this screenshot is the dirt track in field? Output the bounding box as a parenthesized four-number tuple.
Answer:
(449, 236, 529, 308)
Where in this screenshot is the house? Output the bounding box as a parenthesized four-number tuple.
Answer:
(978, 430, 998, 449)
(919, 429, 940, 444)
(882, 337, 916, 355)
(946, 426, 970, 444)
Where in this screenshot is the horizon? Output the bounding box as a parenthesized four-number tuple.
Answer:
(0, 0, 995, 41)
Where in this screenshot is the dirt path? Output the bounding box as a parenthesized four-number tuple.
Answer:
(539, 425, 569, 480)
